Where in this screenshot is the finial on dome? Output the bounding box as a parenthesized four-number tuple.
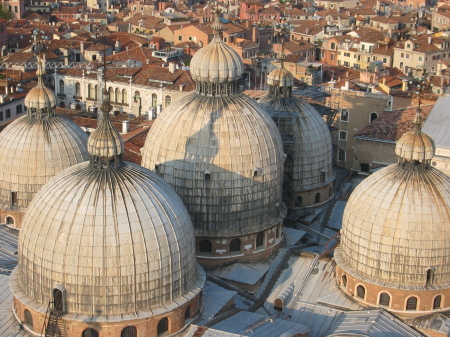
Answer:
(87, 58, 124, 169)
(211, 9, 223, 40)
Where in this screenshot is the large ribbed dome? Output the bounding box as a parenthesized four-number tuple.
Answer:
(0, 113, 89, 212)
(141, 93, 285, 237)
(17, 161, 200, 315)
(338, 164, 450, 288)
(189, 13, 243, 83)
(337, 109, 450, 289)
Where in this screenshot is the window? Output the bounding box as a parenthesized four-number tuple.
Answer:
(315, 193, 320, 204)
(75, 82, 81, 97)
(82, 328, 99, 337)
(338, 149, 346, 161)
(165, 95, 171, 107)
(342, 274, 347, 287)
(256, 232, 264, 248)
(157, 317, 168, 335)
(230, 238, 241, 252)
(340, 108, 349, 121)
(383, 57, 387, 63)
(108, 87, 114, 102)
(121, 326, 137, 337)
(401, 52, 404, 58)
(95, 85, 98, 100)
(152, 93, 157, 107)
(370, 112, 378, 123)
(331, 54, 335, 61)
(123, 89, 128, 104)
(406, 54, 410, 59)
(426, 268, 435, 286)
(331, 42, 336, 49)
(379, 292, 390, 307)
(433, 295, 442, 310)
(339, 131, 348, 141)
(204, 172, 210, 181)
(356, 285, 365, 299)
(344, 52, 350, 57)
(185, 307, 191, 321)
(199, 240, 212, 253)
(16, 105, 22, 115)
(24, 309, 33, 328)
(6, 109, 11, 119)
(406, 296, 418, 310)
(88, 84, 92, 99)
(59, 80, 65, 94)
(360, 163, 370, 172)
(115, 88, 121, 103)
(418, 56, 423, 61)
(11, 191, 17, 206)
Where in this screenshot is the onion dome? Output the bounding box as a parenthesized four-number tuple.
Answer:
(259, 61, 333, 196)
(337, 109, 450, 289)
(190, 11, 244, 85)
(141, 93, 285, 237)
(16, 88, 203, 317)
(24, 56, 57, 116)
(395, 108, 435, 163)
(0, 56, 88, 214)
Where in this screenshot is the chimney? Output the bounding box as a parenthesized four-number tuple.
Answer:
(383, 77, 386, 85)
(428, 36, 432, 44)
(10, 86, 14, 94)
(122, 120, 129, 134)
(115, 40, 121, 53)
(4, 87, 7, 95)
(252, 26, 257, 42)
(402, 79, 408, 91)
(169, 62, 176, 73)
(179, 84, 184, 91)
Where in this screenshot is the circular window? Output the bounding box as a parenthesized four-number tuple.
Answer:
(432, 161, 437, 166)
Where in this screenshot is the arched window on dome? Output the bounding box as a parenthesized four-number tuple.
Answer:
(342, 274, 347, 288)
(24, 309, 33, 329)
(165, 95, 172, 107)
(152, 93, 157, 107)
(123, 89, 128, 105)
(406, 296, 418, 310)
(82, 328, 99, 337)
(356, 285, 365, 299)
(52, 285, 66, 313)
(157, 317, 169, 335)
(185, 306, 191, 321)
(256, 232, 264, 249)
(315, 193, 321, 204)
(59, 80, 65, 95)
(230, 238, 241, 253)
(199, 240, 212, 254)
(121, 326, 137, 337)
(115, 88, 121, 104)
(433, 295, 442, 310)
(379, 292, 390, 307)
(75, 82, 81, 98)
(6, 216, 14, 226)
(370, 112, 378, 123)
(426, 267, 435, 287)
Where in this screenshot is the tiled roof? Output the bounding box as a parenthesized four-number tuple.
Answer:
(106, 46, 164, 66)
(354, 105, 434, 141)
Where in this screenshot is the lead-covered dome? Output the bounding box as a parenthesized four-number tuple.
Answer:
(24, 58, 57, 111)
(337, 109, 450, 289)
(141, 93, 285, 237)
(189, 12, 243, 83)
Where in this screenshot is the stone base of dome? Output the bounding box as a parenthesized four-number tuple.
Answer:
(336, 264, 450, 315)
(196, 223, 284, 267)
(291, 181, 334, 208)
(0, 209, 24, 229)
(10, 267, 204, 337)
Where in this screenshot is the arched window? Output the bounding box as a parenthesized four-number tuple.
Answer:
(109, 87, 114, 102)
(433, 295, 442, 310)
(426, 268, 435, 286)
(406, 296, 418, 310)
(370, 112, 378, 123)
(379, 292, 390, 307)
(256, 232, 264, 248)
(134, 91, 140, 102)
(199, 240, 212, 253)
(53, 287, 64, 312)
(185, 306, 190, 321)
(123, 89, 128, 104)
(121, 326, 137, 337)
(230, 238, 241, 252)
(115, 88, 121, 103)
(6, 216, 14, 225)
(82, 328, 99, 337)
(165, 95, 172, 107)
(315, 193, 321, 204)
(59, 80, 65, 95)
(152, 93, 157, 107)
(356, 285, 365, 299)
(340, 108, 349, 121)
(60, 102, 65, 108)
(75, 82, 81, 97)
(157, 317, 168, 335)
(88, 84, 92, 99)
(95, 85, 98, 100)
(342, 274, 347, 288)
(24, 309, 33, 328)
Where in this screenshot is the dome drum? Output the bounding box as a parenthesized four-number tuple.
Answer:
(196, 223, 284, 267)
(335, 258, 450, 313)
(11, 266, 204, 336)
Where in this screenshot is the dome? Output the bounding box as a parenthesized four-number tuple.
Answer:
(141, 92, 285, 237)
(260, 84, 333, 194)
(24, 85, 57, 111)
(267, 67, 294, 88)
(17, 161, 200, 316)
(338, 164, 450, 288)
(189, 13, 244, 83)
(0, 114, 89, 212)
